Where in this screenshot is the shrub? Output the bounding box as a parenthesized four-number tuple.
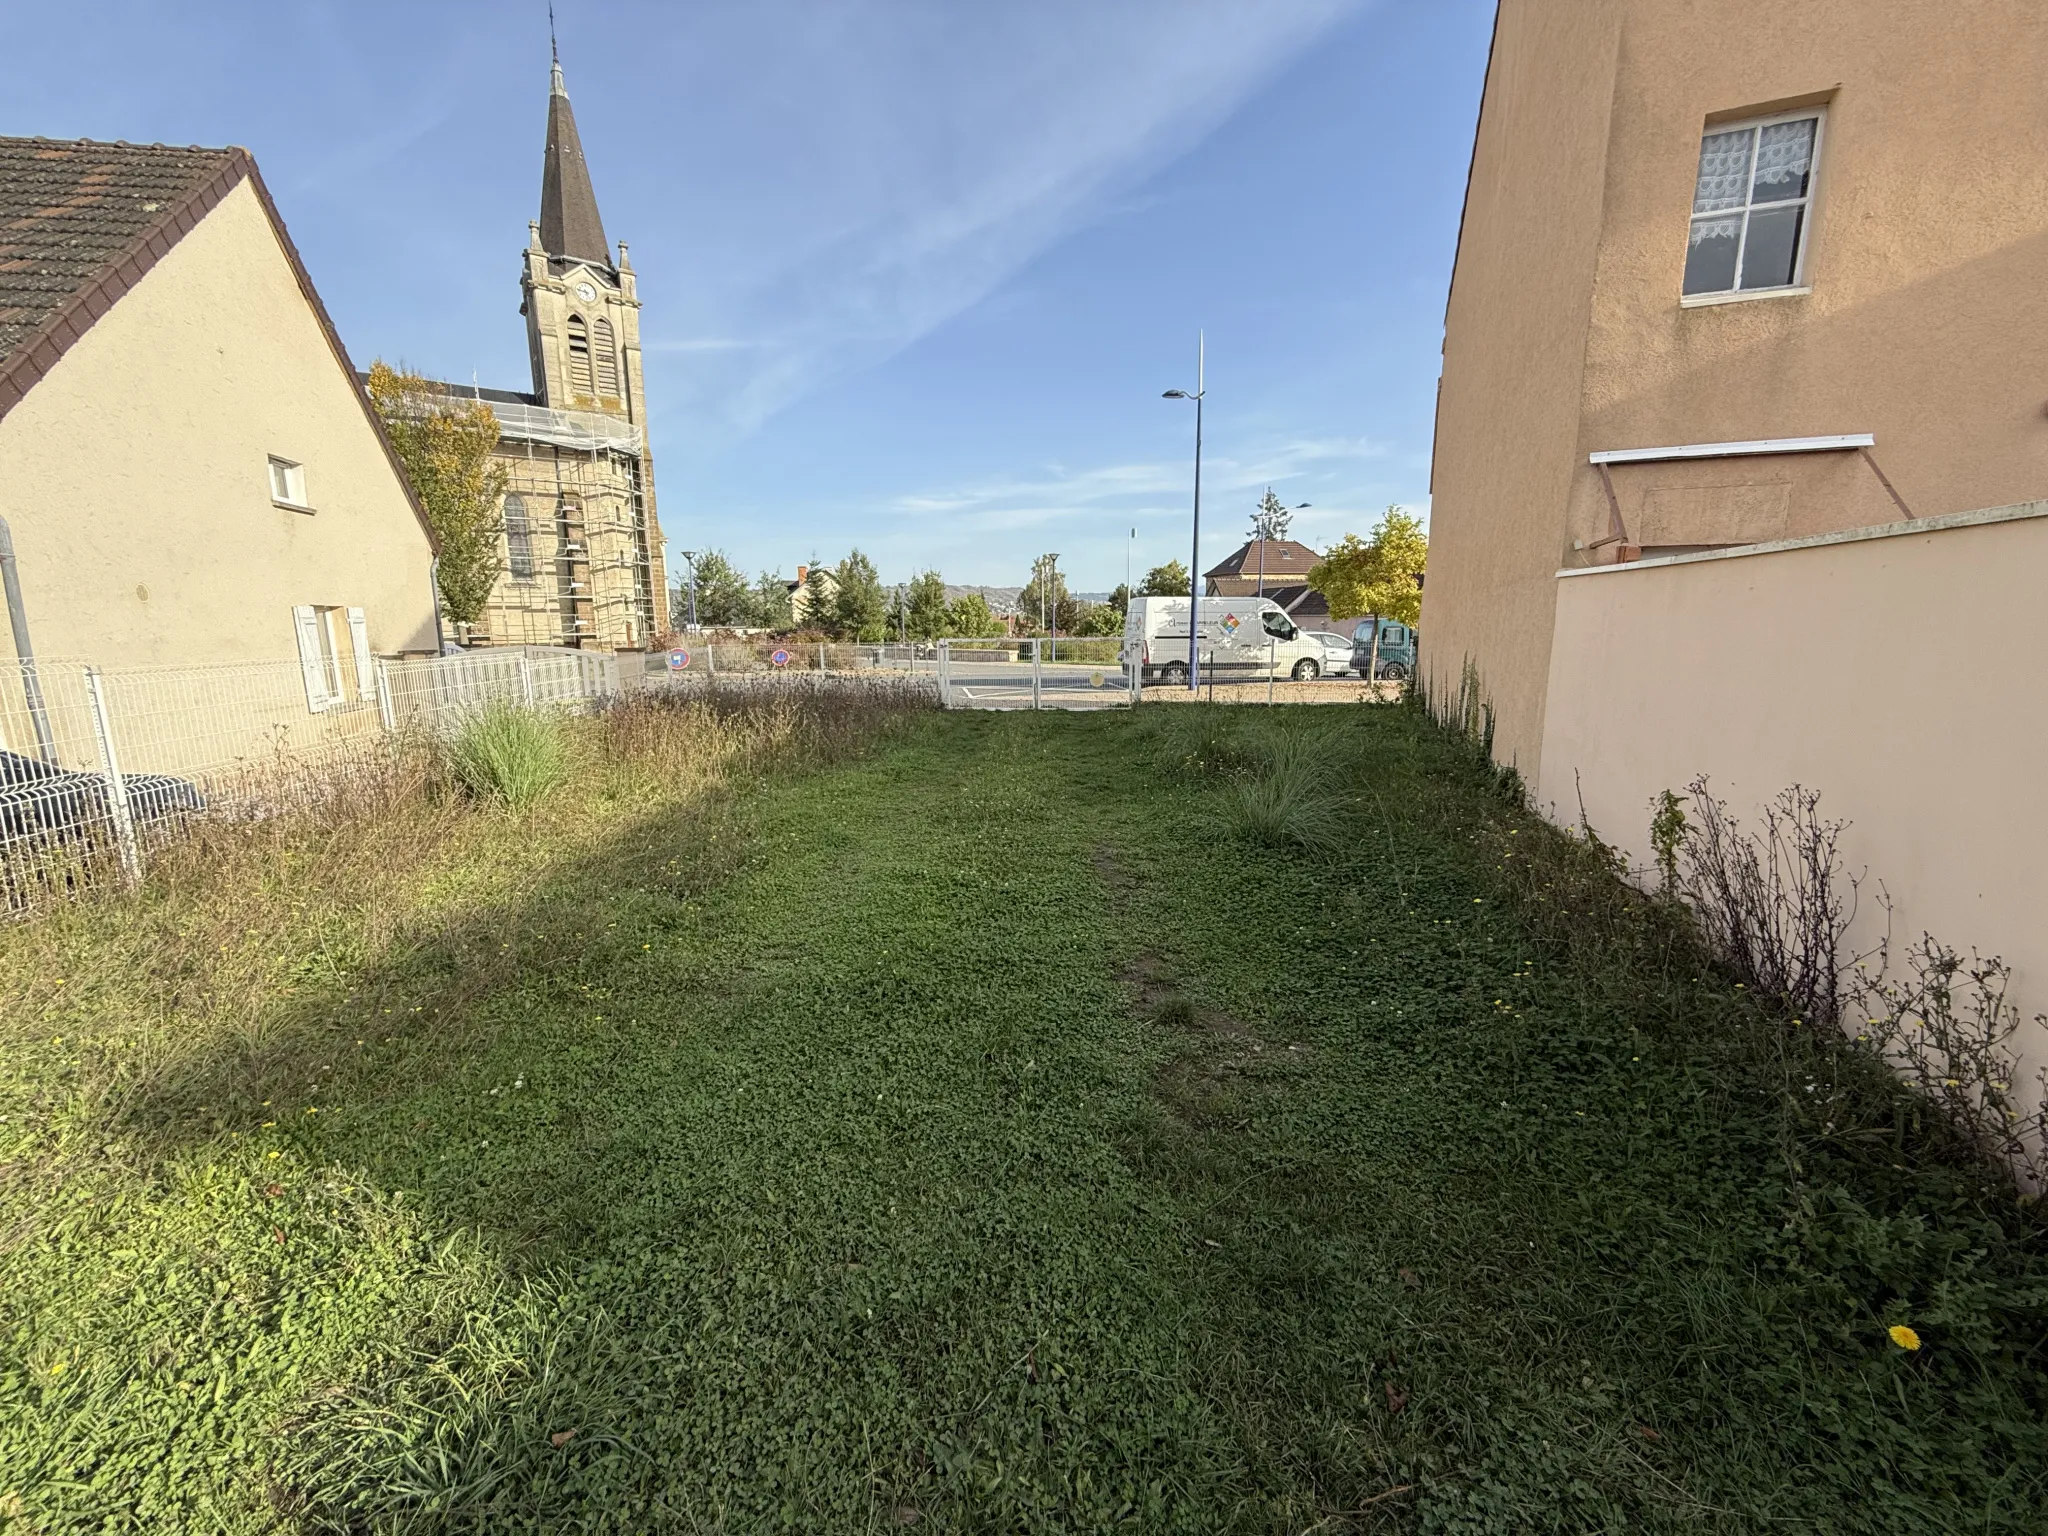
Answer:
(443, 704, 568, 809)
(1233, 734, 1346, 856)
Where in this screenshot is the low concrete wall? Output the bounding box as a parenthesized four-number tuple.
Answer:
(1539, 501, 2048, 1078)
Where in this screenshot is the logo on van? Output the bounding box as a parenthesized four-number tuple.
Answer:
(1220, 613, 1242, 637)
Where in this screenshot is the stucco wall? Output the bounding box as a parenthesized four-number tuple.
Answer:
(1427, 0, 2048, 770)
(0, 178, 437, 667)
(1539, 504, 2048, 1082)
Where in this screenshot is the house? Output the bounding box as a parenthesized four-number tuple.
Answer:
(0, 136, 440, 694)
(398, 49, 668, 652)
(785, 564, 840, 627)
(1204, 540, 1320, 598)
(1424, 2, 2048, 1074)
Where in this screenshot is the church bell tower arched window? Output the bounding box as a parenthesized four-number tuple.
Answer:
(593, 316, 619, 399)
(566, 314, 593, 397)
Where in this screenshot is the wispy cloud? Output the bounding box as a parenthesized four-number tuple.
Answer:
(637, 0, 1370, 442)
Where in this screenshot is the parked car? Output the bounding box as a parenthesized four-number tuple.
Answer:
(1305, 631, 1355, 676)
(1349, 620, 1419, 681)
(1122, 597, 1330, 684)
(0, 750, 206, 841)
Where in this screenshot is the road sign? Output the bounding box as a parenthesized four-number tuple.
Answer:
(770, 648, 791, 668)
(667, 648, 690, 671)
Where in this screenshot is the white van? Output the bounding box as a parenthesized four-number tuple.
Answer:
(1121, 597, 1329, 685)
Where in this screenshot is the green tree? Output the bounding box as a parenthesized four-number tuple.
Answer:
(1017, 554, 1080, 634)
(1072, 601, 1123, 637)
(1249, 487, 1294, 542)
(1309, 507, 1428, 680)
(755, 571, 794, 631)
(677, 550, 760, 628)
(365, 361, 510, 632)
(905, 570, 952, 640)
(832, 549, 889, 641)
(799, 560, 836, 631)
(1140, 560, 1190, 597)
(945, 592, 1002, 636)
(1106, 583, 1132, 618)
(1308, 507, 1427, 626)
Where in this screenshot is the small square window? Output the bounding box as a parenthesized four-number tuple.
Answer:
(1683, 111, 1823, 299)
(269, 456, 308, 508)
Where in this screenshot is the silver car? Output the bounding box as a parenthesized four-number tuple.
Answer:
(1305, 631, 1354, 677)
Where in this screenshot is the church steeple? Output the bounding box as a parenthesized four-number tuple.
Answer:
(539, 51, 611, 267)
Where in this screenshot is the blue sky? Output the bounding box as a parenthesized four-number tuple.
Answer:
(12, 0, 1494, 592)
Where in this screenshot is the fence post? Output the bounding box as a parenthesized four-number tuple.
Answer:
(1268, 638, 1276, 706)
(82, 665, 142, 884)
(1128, 652, 1140, 707)
(937, 641, 951, 706)
(518, 653, 536, 707)
(706, 641, 716, 677)
(1031, 638, 1042, 710)
(375, 659, 397, 733)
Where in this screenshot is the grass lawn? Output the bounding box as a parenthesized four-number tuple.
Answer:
(2, 694, 2043, 1532)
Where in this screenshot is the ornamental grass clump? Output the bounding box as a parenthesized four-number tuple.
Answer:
(1233, 730, 1346, 856)
(444, 703, 568, 809)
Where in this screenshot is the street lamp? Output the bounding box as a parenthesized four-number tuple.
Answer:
(1162, 331, 1205, 691)
(675, 549, 699, 631)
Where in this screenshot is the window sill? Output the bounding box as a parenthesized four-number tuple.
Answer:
(1680, 285, 1811, 310)
(273, 498, 316, 515)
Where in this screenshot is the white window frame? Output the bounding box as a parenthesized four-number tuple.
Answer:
(269, 455, 310, 510)
(291, 604, 369, 711)
(1681, 106, 1826, 308)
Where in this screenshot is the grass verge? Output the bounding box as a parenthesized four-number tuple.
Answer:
(1, 695, 2042, 1533)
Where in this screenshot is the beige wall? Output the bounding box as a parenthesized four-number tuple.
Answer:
(1428, 0, 2048, 769)
(0, 179, 438, 668)
(1539, 503, 2048, 1080)
(1423, 0, 1622, 771)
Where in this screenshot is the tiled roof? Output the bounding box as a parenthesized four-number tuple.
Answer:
(0, 138, 236, 366)
(1203, 539, 1321, 580)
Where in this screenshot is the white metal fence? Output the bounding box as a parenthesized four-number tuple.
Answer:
(0, 646, 620, 915)
(935, 639, 1139, 710)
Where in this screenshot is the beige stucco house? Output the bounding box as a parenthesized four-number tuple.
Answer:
(1426, 0, 2048, 769)
(0, 136, 441, 704)
(1425, 1, 2048, 1089)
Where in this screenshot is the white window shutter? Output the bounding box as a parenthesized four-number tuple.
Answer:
(293, 605, 331, 712)
(347, 607, 375, 700)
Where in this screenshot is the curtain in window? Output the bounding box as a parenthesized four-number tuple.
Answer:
(1751, 119, 1815, 203)
(1693, 127, 1754, 213)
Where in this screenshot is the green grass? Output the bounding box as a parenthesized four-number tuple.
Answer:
(1, 698, 2044, 1532)
(442, 702, 569, 808)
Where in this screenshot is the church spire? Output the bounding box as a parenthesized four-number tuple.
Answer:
(538, 46, 612, 268)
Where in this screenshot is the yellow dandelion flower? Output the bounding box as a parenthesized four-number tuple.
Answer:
(1888, 1325, 1921, 1351)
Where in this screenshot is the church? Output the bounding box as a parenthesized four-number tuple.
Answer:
(420, 49, 669, 650)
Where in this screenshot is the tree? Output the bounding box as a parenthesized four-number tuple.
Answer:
(1140, 559, 1190, 597)
(754, 570, 794, 631)
(799, 560, 836, 630)
(1308, 506, 1428, 679)
(1016, 554, 1078, 635)
(676, 549, 761, 628)
(1072, 601, 1123, 637)
(1106, 583, 1132, 618)
(946, 592, 1002, 637)
(365, 361, 510, 632)
(1249, 487, 1294, 542)
(905, 570, 952, 640)
(831, 549, 888, 641)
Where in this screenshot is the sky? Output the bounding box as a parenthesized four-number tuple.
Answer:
(11, 0, 1496, 593)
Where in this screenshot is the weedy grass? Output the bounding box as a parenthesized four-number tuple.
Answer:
(442, 702, 569, 809)
(1, 695, 2043, 1533)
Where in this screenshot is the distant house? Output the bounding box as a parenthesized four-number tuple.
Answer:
(784, 564, 840, 626)
(1204, 539, 1320, 597)
(0, 136, 440, 700)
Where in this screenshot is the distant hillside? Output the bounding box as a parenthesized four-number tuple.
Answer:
(944, 585, 1021, 616)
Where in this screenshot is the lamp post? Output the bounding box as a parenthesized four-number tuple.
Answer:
(675, 549, 699, 631)
(1162, 332, 1205, 691)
